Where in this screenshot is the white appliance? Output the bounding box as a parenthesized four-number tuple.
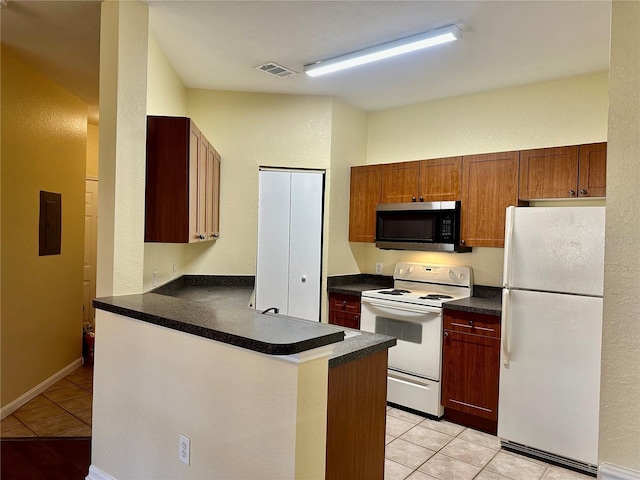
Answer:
(360, 262, 473, 417)
(499, 206, 605, 476)
(255, 169, 324, 321)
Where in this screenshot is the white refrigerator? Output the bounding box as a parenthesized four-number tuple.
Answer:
(499, 206, 605, 474)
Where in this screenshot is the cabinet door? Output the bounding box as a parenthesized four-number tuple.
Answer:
(442, 311, 500, 421)
(197, 135, 209, 240)
(349, 165, 382, 243)
(188, 122, 201, 243)
(519, 146, 579, 199)
(381, 161, 420, 203)
(205, 143, 221, 240)
(418, 157, 462, 201)
(212, 149, 221, 238)
(578, 142, 606, 197)
(461, 151, 519, 247)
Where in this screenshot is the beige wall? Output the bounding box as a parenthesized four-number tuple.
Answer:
(599, 0, 640, 471)
(327, 100, 368, 276)
(361, 72, 609, 285)
(184, 89, 333, 277)
(1, 46, 87, 407)
(97, 0, 148, 297)
(143, 31, 189, 291)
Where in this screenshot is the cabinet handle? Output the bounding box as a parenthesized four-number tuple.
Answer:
(197, 234, 205, 240)
(580, 189, 588, 195)
(342, 300, 347, 306)
(301, 275, 307, 283)
(568, 190, 576, 196)
(469, 320, 474, 327)
(461, 239, 466, 245)
(444, 331, 449, 338)
(212, 233, 219, 238)
(411, 196, 417, 202)
(419, 196, 424, 202)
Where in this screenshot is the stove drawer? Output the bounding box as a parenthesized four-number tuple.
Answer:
(444, 310, 500, 338)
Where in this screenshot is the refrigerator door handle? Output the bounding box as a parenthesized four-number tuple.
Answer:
(503, 206, 515, 288)
(502, 288, 510, 366)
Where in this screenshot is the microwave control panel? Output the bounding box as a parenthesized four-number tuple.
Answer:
(439, 213, 454, 241)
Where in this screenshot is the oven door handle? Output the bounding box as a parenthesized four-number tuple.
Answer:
(361, 298, 442, 315)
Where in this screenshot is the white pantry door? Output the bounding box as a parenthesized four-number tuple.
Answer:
(84, 179, 99, 324)
(255, 169, 324, 321)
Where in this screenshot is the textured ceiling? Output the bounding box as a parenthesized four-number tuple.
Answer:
(148, 1, 611, 111)
(1, 0, 612, 118)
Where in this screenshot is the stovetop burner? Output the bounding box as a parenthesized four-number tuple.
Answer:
(419, 294, 454, 300)
(380, 289, 411, 296)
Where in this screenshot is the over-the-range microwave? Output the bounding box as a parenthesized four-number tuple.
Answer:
(375, 201, 471, 252)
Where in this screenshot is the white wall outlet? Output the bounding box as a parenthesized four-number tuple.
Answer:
(179, 433, 191, 465)
(173, 264, 177, 277)
(152, 270, 158, 287)
(375, 262, 383, 274)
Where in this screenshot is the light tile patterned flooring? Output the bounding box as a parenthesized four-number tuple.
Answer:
(1, 364, 93, 438)
(384, 407, 593, 480)
(1, 366, 593, 480)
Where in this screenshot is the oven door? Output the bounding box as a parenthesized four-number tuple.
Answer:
(360, 296, 442, 381)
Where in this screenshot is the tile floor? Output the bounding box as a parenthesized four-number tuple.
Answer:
(384, 407, 593, 480)
(1, 364, 93, 438)
(2, 366, 593, 480)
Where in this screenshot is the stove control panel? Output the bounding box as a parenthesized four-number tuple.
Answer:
(394, 262, 473, 288)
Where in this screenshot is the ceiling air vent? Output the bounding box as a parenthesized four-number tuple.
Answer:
(255, 62, 298, 79)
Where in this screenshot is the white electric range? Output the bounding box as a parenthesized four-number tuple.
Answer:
(360, 262, 473, 418)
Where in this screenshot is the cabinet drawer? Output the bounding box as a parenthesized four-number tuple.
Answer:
(444, 310, 500, 338)
(329, 293, 361, 314)
(329, 311, 360, 330)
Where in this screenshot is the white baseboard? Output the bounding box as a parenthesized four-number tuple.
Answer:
(0, 357, 83, 419)
(600, 462, 640, 480)
(86, 465, 116, 480)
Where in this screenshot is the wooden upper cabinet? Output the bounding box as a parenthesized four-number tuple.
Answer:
(519, 146, 579, 199)
(349, 165, 382, 243)
(145, 116, 221, 243)
(381, 158, 462, 203)
(519, 143, 606, 200)
(461, 151, 519, 248)
(578, 142, 607, 198)
(419, 157, 462, 202)
(381, 161, 420, 203)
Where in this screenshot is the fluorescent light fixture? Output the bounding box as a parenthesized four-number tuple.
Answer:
(304, 25, 460, 77)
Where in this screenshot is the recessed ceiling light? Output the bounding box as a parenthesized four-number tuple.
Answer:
(304, 25, 461, 78)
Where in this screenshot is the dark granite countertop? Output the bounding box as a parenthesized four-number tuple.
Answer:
(94, 277, 396, 364)
(444, 289, 502, 316)
(327, 274, 393, 296)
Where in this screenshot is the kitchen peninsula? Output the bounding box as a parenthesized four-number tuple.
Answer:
(90, 277, 395, 480)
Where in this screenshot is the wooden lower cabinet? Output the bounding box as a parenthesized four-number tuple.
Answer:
(328, 293, 361, 329)
(326, 349, 388, 480)
(442, 310, 501, 434)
